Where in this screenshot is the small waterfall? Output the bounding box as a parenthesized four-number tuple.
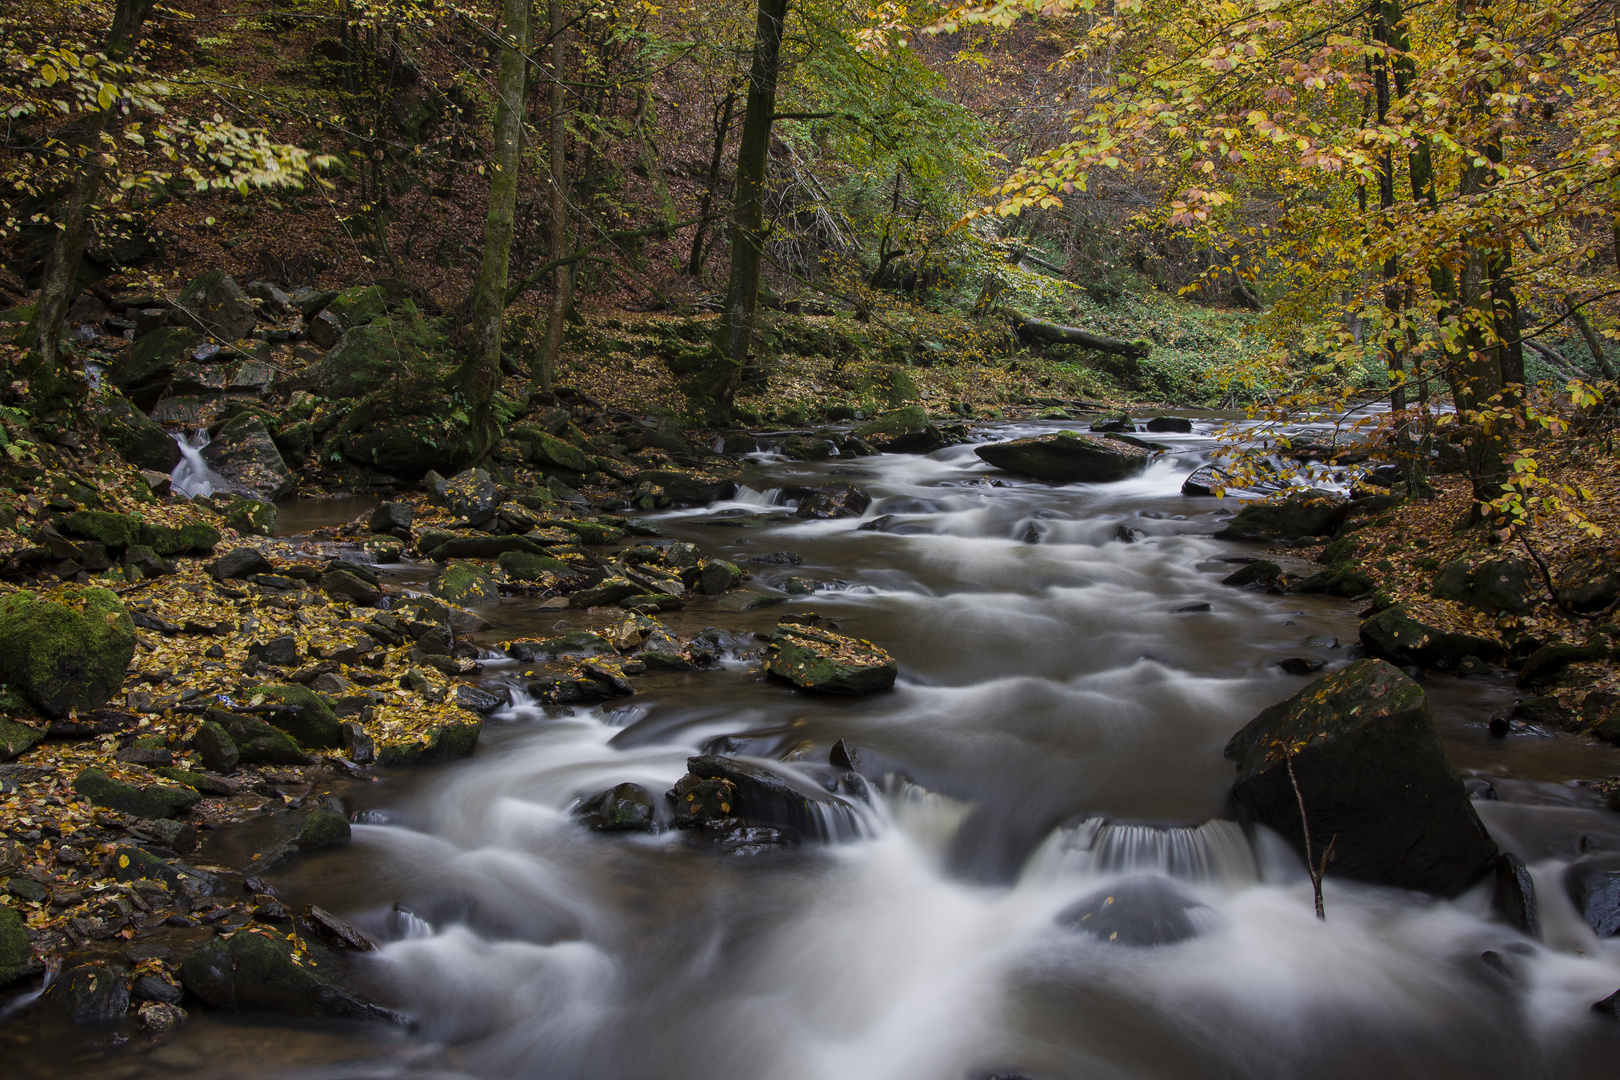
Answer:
(732, 484, 783, 507)
(394, 905, 436, 940)
(170, 428, 230, 498)
(1022, 817, 1261, 889)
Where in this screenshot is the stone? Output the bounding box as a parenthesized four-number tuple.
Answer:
(1494, 852, 1541, 939)
(0, 717, 43, 762)
(796, 482, 872, 520)
(497, 550, 573, 581)
(208, 547, 274, 580)
(137, 1001, 187, 1033)
(1144, 416, 1194, 433)
(1293, 565, 1377, 598)
(369, 501, 414, 538)
(249, 635, 300, 667)
(111, 326, 197, 397)
(244, 280, 292, 318)
(699, 559, 743, 595)
(1565, 860, 1620, 938)
(1555, 551, 1620, 614)
(1181, 465, 1227, 497)
(443, 468, 502, 525)
(206, 706, 309, 766)
(180, 925, 394, 1022)
(575, 782, 657, 831)
(975, 431, 1153, 483)
(569, 575, 640, 609)
(202, 412, 295, 501)
(132, 974, 184, 1004)
(0, 906, 31, 988)
(110, 846, 226, 899)
(1359, 603, 1506, 668)
(61, 509, 140, 547)
(302, 312, 437, 401)
(47, 960, 130, 1025)
(506, 631, 618, 661)
(322, 568, 382, 606)
(249, 684, 343, 749)
(853, 406, 944, 453)
(1224, 659, 1499, 896)
(1056, 876, 1212, 946)
(218, 496, 277, 537)
(128, 816, 199, 853)
(527, 431, 595, 473)
(274, 796, 351, 850)
(1518, 640, 1608, 686)
(671, 754, 859, 839)
(764, 620, 897, 694)
(139, 520, 220, 556)
(73, 768, 201, 819)
(1217, 490, 1348, 543)
(422, 533, 563, 561)
(92, 396, 182, 472)
(432, 561, 500, 605)
(374, 715, 481, 764)
(1220, 560, 1281, 589)
(0, 587, 136, 717)
(1432, 557, 1536, 615)
(175, 268, 257, 341)
(546, 518, 626, 545)
(454, 684, 509, 714)
(340, 720, 375, 764)
(325, 284, 392, 327)
(633, 467, 738, 506)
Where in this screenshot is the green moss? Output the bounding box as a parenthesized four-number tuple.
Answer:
(0, 907, 32, 988)
(73, 767, 202, 819)
(0, 716, 43, 762)
(375, 717, 482, 764)
(432, 561, 498, 605)
(496, 550, 571, 581)
(248, 685, 342, 749)
(0, 587, 137, 718)
(62, 509, 141, 547)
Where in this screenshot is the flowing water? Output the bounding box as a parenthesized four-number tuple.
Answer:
(16, 420, 1620, 1078)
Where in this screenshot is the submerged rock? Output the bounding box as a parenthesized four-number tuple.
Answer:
(764, 620, 897, 694)
(975, 430, 1153, 483)
(1224, 659, 1498, 896)
(1057, 876, 1213, 946)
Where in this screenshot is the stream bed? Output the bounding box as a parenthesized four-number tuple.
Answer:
(14, 420, 1620, 1078)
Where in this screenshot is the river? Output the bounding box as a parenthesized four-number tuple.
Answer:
(15, 419, 1620, 1078)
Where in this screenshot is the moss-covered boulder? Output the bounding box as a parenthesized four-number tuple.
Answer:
(1360, 602, 1507, 669)
(109, 846, 227, 899)
(202, 413, 295, 501)
(854, 406, 944, 454)
(180, 925, 393, 1022)
(0, 906, 31, 988)
(249, 685, 342, 749)
(545, 518, 625, 545)
(204, 706, 308, 766)
(138, 520, 220, 556)
(528, 431, 594, 473)
(374, 715, 481, 764)
(1224, 659, 1499, 896)
(176, 268, 257, 341)
(432, 561, 499, 605)
(324, 284, 390, 328)
(1432, 556, 1535, 615)
(62, 509, 141, 547)
(497, 550, 571, 581)
(633, 467, 738, 506)
(764, 621, 897, 694)
(111, 326, 198, 397)
(0, 587, 136, 717)
(303, 311, 438, 401)
(975, 430, 1153, 483)
(93, 396, 182, 472)
(73, 767, 201, 819)
(1217, 490, 1349, 544)
(568, 575, 639, 608)
(217, 495, 277, 537)
(0, 717, 43, 762)
(443, 468, 502, 525)
(575, 782, 656, 831)
(699, 559, 742, 594)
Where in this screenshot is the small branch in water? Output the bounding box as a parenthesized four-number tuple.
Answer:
(1283, 747, 1327, 920)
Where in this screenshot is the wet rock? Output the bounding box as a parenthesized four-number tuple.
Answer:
(443, 468, 502, 526)
(1220, 560, 1281, 589)
(1433, 557, 1535, 616)
(110, 846, 227, 899)
(273, 796, 352, 851)
(340, 720, 375, 765)
(495, 551, 575, 583)
(137, 1000, 187, 1034)
(454, 684, 509, 714)
(47, 960, 130, 1025)
(672, 755, 858, 839)
(369, 501, 415, 539)
(1293, 565, 1377, 598)
(1181, 465, 1226, 497)
(374, 715, 481, 764)
(527, 430, 594, 473)
(73, 767, 201, 819)
(93, 396, 183, 472)
(853, 406, 944, 453)
(176, 269, 257, 341)
(1275, 657, 1325, 675)
(432, 561, 499, 605)
(201, 413, 295, 501)
(1565, 859, 1620, 937)
(1217, 490, 1348, 543)
(507, 631, 617, 661)
(1224, 659, 1499, 896)
(796, 482, 872, 520)
(0, 906, 31, 988)
(205, 706, 308, 766)
(975, 431, 1153, 483)
(180, 925, 394, 1022)
(127, 816, 199, 853)
(576, 782, 657, 831)
(699, 559, 743, 595)
(634, 467, 738, 506)
(706, 819, 801, 856)
(249, 635, 300, 666)
(111, 325, 197, 398)
(0, 717, 43, 763)
(569, 575, 640, 609)
(208, 547, 274, 581)
(1597, 988, 1620, 1018)
(218, 496, 278, 537)
(1494, 852, 1541, 939)
(765, 620, 897, 694)
(131, 973, 184, 1004)
(321, 568, 382, 606)
(1359, 603, 1506, 668)
(0, 586, 136, 717)
(301, 904, 378, 951)
(1518, 640, 1608, 687)
(1145, 416, 1194, 433)
(1057, 876, 1212, 946)
(138, 520, 221, 557)
(249, 684, 342, 749)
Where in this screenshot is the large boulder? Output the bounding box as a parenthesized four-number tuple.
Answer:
(1555, 551, 1620, 614)
(853, 406, 944, 453)
(975, 430, 1152, 483)
(0, 717, 43, 762)
(46, 960, 130, 1025)
(431, 561, 499, 605)
(73, 767, 201, 819)
(92, 396, 182, 472)
(0, 906, 31, 988)
(248, 685, 342, 749)
(1217, 489, 1348, 543)
(1432, 556, 1535, 615)
(1224, 659, 1499, 896)
(302, 312, 437, 401)
(175, 269, 257, 342)
(180, 925, 394, 1022)
(1359, 602, 1507, 668)
(0, 587, 136, 717)
(442, 468, 501, 525)
(764, 620, 897, 694)
(201, 413, 295, 501)
(1564, 858, 1620, 938)
(109, 326, 198, 400)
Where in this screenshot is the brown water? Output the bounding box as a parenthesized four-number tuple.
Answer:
(9, 419, 1620, 1079)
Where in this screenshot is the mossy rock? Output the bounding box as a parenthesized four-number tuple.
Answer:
(363, 536, 404, 562)
(0, 906, 31, 988)
(975, 430, 1152, 483)
(62, 509, 141, 547)
(853, 405, 941, 453)
(496, 550, 571, 581)
(375, 716, 482, 764)
(92, 396, 182, 472)
(202, 413, 295, 501)
(273, 420, 316, 467)
(204, 706, 308, 766)
(109, 846, 226, 898)
(764, 621, 897, 694)
(110, 326, 198, 396)
(303, 311, 439, 401)
(176, 268, 257, 341)
(180, 925, 391, 1021)
(0, 587, 136, 717)
(248, 685, 342, 749)
(219, 496, 277, 537)
(505, 631, 617, 661)
(527, 431, 594, 473)
(1359, 604, 1506, 669)
(544, 518, 625, 545)
(1293, 565, 1377, 598)
(73, 767, 201, 819)
(0, 717, 43, 762)
(632, 468, 738, 506)
(1432, 556, 1535, 616)
(340, 412, 465, 478)
(324, 284, 391, 328)
(138, 520, 220, 556)
(1218, 490, 1349, 544)
(569, 575, 639, 609)
(432, 561, 499, 605)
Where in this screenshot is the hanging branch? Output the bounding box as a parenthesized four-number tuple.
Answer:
(1282, 745, 1331, 920)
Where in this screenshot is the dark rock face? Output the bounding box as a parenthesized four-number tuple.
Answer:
(176, 269, 257, 341)
(322, 568, 382, 606)
(180, 926, 393, 1022)
(1056, 876, 1212, 946)
(576, 783, 657, 831)
(443, 468, 502, 525)
(1181, 465, 1226, 496)
(1144, 416, 1194, 433)
(1359, 605, 1506, 668)
(47, 960, 130, 1025)
(975, 431, 1153, 483)
(0, 587, 136, 718)
(93, 396, 182, 472)
(249, 684, 343, 749)
(668, 755, 861, 841)
(202, 413, 295, 501)
(1565, 859, 1620, 938)
(506, 631, 617, 661)
(208, 548, 276, 582)
(369, 501, 415, 538)
(1217, 490, 1347, 543)
(1555, 551, 1620, 614)
(698, 559, 742, 594)
(796, 482, 872, 520)
(764, 620, 897, 694)
(1224, 659, 1499, 897)
(1494, 852, 1541, 939)
(1220, 560, 1281, 589)
(0, 907, 32, 988)
(853, 406, 944, 453)
(1432, 557, 1535, 615)
(110, 846, 227, 899)
(73, 768, 202, 819)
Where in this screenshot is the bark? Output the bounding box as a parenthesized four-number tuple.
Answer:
(535, 0, 570, 393)
(1008, 310, 1150, 358)
(453, 0, 529, 450)
(688, 91, 737, 278)
(708, 0, 790, 410)
(25, 0, 155, 402)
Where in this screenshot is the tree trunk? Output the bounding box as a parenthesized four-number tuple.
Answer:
(453, 0, 530, 453)
(25, 0, 155, 405)
(688, 91, 737, 278)
(1008, 310, 1149, 358)
(708, 0, 790, 412)
(535, 0, 570, 393)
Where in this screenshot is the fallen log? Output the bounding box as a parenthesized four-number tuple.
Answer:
(1008, 309, 1151, 359)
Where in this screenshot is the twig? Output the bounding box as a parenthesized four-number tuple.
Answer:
(1283, 746, 1326, 920)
